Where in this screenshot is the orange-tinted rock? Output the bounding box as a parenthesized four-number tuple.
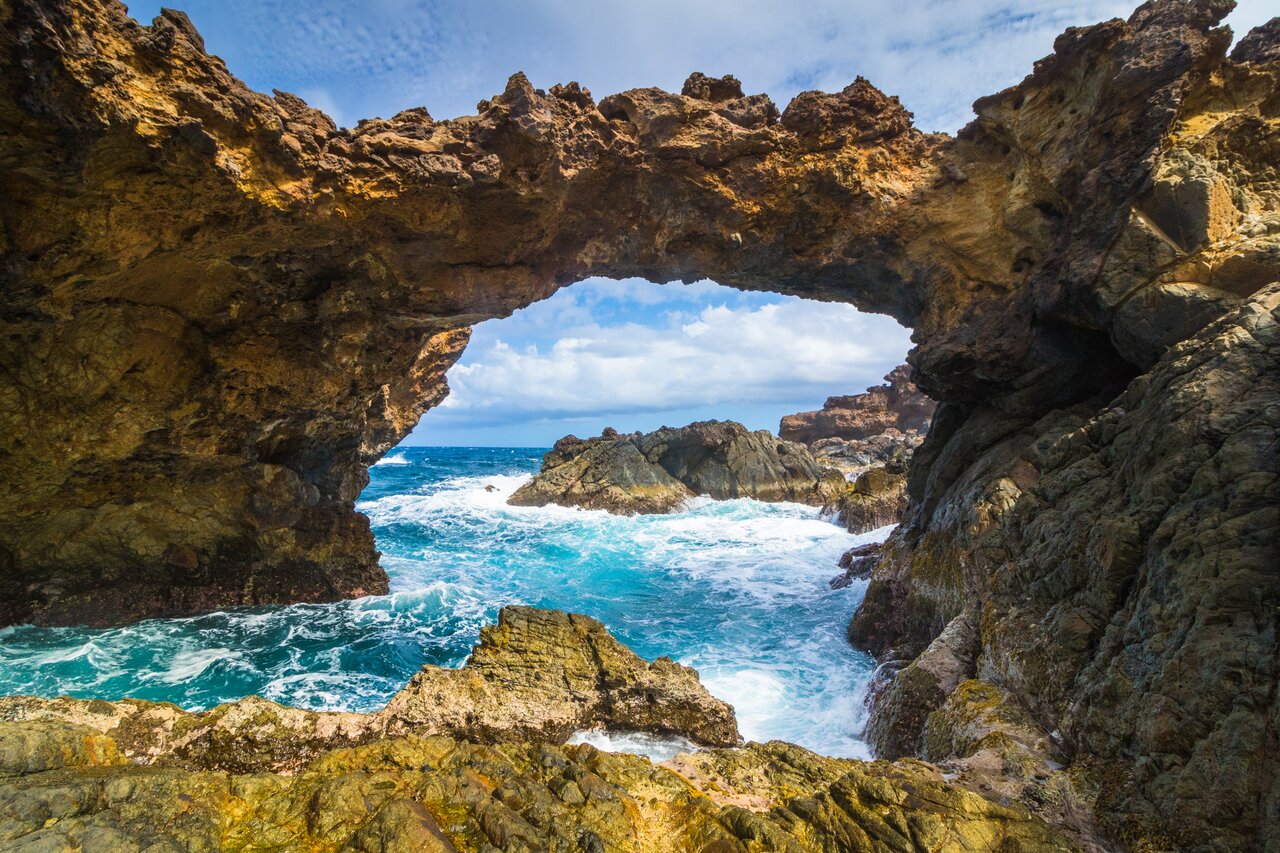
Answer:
(780, 365, 935, 446)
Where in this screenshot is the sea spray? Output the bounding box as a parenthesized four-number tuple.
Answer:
(0, 446, 883, 758)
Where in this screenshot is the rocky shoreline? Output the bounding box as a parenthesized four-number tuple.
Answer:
(777, 368, 934, 536)
(1, 607, 1078, 851)
(1, 0, 1277, 848)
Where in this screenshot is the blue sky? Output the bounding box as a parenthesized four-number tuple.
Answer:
(126, 0, 1275, 446)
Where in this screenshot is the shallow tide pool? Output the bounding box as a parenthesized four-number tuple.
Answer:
(0, 446, 882, 758)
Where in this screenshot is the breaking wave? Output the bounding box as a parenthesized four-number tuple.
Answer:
(0, 446, 883, 758)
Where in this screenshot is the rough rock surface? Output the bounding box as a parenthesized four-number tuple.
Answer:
(810, 429, 925, 479)
(853, 262, 1280, 851)
(780, 365, 935, 447)
(2, 0, 1279, 849)
(830, 542, 882, 589)
(0, 606, 740, 771)
(0, 607, 1078, 851)
(0, 726, 1077, 853)
(829, 463, 910, 535)
(779, 369, 931, 532)
(508, 422, 845, 514)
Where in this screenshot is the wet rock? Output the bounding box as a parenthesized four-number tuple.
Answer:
(509, 421, 845, 514)
(829, 465, 909, 534)
(864, 609, 979, 759)
(830, 542, 881, 588)
(0, 606, 739, 772)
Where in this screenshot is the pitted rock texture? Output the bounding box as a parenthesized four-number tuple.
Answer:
(0, 726, 1077, 853)
(0, 606, 740, 772)
(854, 274, 1280, 851)
(8, 0, 1274, 627)
(780, 365, 935, 447)
(508, 422, 846, 514)
(0, 607, 1076, 851)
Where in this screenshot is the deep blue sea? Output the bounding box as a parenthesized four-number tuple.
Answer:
(0, 447, 882, 758)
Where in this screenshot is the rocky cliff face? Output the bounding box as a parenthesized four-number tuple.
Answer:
(780, 365, 935, 447)
(508, 421, 846, 514)
(1, 0, 1278, 848)
(779, 366, 936, 533)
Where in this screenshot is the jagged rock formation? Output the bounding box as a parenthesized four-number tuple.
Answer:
(830, 542, 882, 589)
(781, 367, 933, 484)
(508, 422, 845, 514)
(0, 606, 740, 770)
(831, 465, 909, 535)
(1, 0, 1278, 848)
(0, 727, 1077, 852)
(777, 368, 930, 533)
(780, 365, 935, 447)
(0, 607, 1078, 851)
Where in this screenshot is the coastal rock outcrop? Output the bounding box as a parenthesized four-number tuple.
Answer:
(780, 365, 935, 451)
(0, 727, 1077, 852)
(830, 461, 909, 535)
(0, 606, 1079, 851)
(508, 422, 845, 514)
(1, 0, 1279, 848)
(0, 606, 739, 772)
(780, 367, 933, 533)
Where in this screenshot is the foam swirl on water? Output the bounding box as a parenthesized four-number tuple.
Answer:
(0, 447, 883, 758)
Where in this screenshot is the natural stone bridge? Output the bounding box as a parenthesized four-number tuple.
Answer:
(2, 0, 1278, 848)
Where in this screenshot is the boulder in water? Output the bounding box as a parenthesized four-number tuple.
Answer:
(508, 421, 846, 514)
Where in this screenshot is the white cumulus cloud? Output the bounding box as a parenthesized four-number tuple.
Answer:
(434, 284, 911, 430)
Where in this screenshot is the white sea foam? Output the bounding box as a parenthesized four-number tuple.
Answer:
(373, 453, 411, 466)
(2, 450, 892, 759)
(159, 647, 242, 684)
(567, 728, 699, 763)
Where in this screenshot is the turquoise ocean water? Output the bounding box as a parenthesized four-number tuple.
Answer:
(0, 447, 882, 758)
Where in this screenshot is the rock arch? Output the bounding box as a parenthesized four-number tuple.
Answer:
(3, 0, 1280, 847)
(5, 0, 1266, 630)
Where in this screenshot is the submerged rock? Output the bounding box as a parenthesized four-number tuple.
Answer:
(0, 606, 738, 773)
(508, 421, 845, 514)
